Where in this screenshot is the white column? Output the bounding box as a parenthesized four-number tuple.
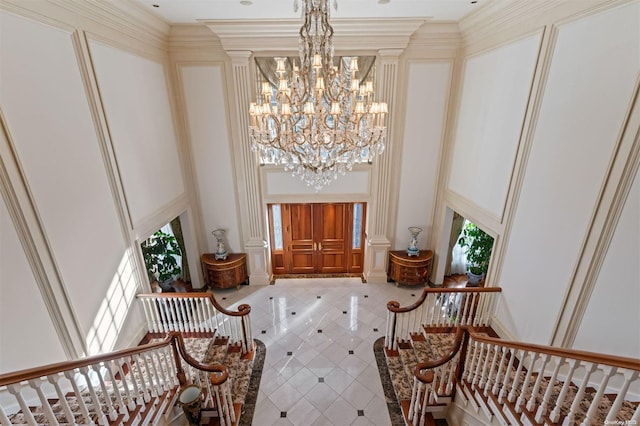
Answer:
(227, 51, 270, 285)
(365, 49, 403, 283)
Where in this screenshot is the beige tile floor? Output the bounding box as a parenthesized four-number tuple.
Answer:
(210, 277, 421, 426)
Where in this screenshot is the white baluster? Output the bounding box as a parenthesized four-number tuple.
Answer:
(508, 349, 527, 403)
(47, 374, 76, 424)
(7, 384, 37, 426)
(158, 299, 170, 333)
(583, 366, 617, 425)
(447, 354, 458, 394)
(550, 358, 580, 422)
(91, 363, 117, 421)
(408, 378, 420, 421)
(563, 362, 596, 425)
(28, 378, 57, 425)
(464, 340, 479, 383)
(526, 353, 550, 412)
(472, 343, 486, 387)
(631, 401, 640, 422)
(1, 405, 13, 426)
(64, 370, 93, 422)
(478, 343, 493, 389)
(483, 343, 501, 394)
(115, 358, 136, 411)
(605, 370, 639, 423)
(130, 356, 151, 403)
(138, 354, 158, 398)
(420, 383, 430, 426)
(385, 310, 392, 350)
(79, 366, 108, 425)
(492, 346, 508, 395)
(225, 381, 236, 423)
(536, 356, 564, 422)
(498, 348, 516, 402)
(516, 352, 539, 412)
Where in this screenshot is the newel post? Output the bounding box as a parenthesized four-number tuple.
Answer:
(169, 332, 187, 386)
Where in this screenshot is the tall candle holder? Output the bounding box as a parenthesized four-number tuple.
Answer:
(212, 229, 228, 260)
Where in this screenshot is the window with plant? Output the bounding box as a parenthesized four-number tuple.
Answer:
(140, 230, 182, 284)
(457, 221, 494, 276)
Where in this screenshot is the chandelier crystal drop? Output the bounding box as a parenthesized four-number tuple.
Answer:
(248, 0, 388, 191)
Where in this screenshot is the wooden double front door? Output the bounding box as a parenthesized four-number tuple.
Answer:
(268, 203, 366, 275)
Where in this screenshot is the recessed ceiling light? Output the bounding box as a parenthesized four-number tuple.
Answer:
(240, 0, 253, 5)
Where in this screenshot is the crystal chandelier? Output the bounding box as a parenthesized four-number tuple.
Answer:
(248, 0, 388, 191)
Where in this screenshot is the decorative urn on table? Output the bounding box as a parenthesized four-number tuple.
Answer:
(407, 227, 422, 257)
(212, 229, 228, 260)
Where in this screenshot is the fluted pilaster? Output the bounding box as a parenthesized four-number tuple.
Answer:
(228, 51, 270, 284)
(364, 49, 403, 283)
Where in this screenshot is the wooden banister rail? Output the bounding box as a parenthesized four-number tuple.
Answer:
(467, 329, 640, 371)
(1, 332, 236, 426)
(0, 335, 174, 387)
(408, 326, 640, 426)
(137, 292, 253, 354)
(385, 287, 502, 350)
(387, 287, 502, 314)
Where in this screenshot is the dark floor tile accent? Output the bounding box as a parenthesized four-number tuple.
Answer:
(411, 294, 415, 297)
(287, 351, 293, 356)
(348, 350, 354, 355)
(261, 330, 266, 334)
(317, 329, 323, 333)
(292, 312, 296, 315)
(357, 410, 365, 416)
(222, 297, 227, 300)
(373, 337, 406, 426)
(269, 297, 273, 300)
(373, 328, 379, 332)
(343, 311, 348, 314)
(280, 412, 287, 418)
(364, 295, 368, 298)
(317, 296, 321, 299)
(318, 377, 324, 383)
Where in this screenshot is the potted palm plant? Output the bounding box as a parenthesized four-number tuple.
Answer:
(458, 221, 494, 285)
(141, 230, 182, 291)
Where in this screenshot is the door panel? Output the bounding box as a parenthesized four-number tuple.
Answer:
(269, 202, 366, 275)
(287, 204, 316, 274)
(316, 203, 348, 273)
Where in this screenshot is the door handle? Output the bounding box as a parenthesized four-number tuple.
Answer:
(318, 242, 322, 251)
(313, 242, 317, 251)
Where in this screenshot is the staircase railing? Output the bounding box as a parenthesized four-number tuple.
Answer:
(137, 292, 253, 355)
(408, 326, 640, 426)
(0, 332, 235, 426)
(385, 287, 502, 351)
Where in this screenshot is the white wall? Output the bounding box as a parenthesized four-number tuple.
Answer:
(0, 195, 66, 373)
(0, 11, 138, 354)
(573, 170, 640, 358)
(448, 32, 541, 219)
(180, 65, 242, 253)
(496, 2, 640, 344)
(89, 41, 185, 228)
(394, 61, 451, 250)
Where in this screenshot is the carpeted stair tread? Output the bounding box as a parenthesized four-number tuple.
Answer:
(386, 353, 413, 401)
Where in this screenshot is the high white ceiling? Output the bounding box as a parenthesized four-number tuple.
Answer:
(134, 0, 484, 24)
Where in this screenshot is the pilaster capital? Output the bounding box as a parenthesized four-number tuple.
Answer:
(227, 50, 253, 65)
(377, 49, 404, 62)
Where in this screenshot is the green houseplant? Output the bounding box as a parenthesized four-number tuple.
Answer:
(458, 221, 494, 285)
(141, 230, 182, 289)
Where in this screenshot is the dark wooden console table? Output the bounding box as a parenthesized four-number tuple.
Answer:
(201, 253, 249, 289)
(387, 250, 433, 286)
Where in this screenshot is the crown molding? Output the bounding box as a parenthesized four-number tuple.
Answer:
(201, 18, 427, 52)
(458, 0, 626, 52)
(1, 0, 170, 49)
(169, 24, 224, 52)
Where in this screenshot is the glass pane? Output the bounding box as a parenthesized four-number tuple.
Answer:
(272, 205, 283, 250)
(352, 203, 362, 249)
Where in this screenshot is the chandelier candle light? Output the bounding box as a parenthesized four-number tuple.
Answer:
(248, 0, 388, 191)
